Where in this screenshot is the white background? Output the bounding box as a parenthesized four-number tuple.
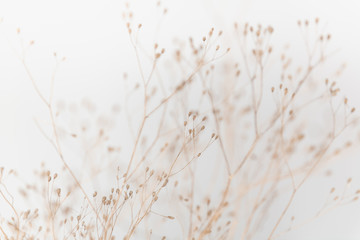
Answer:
(1, 0, 360, 239)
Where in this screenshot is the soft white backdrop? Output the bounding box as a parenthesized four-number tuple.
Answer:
(1, 0, 360, 239)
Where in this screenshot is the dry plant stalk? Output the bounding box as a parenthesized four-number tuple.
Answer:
(0, 6, 359, 240)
